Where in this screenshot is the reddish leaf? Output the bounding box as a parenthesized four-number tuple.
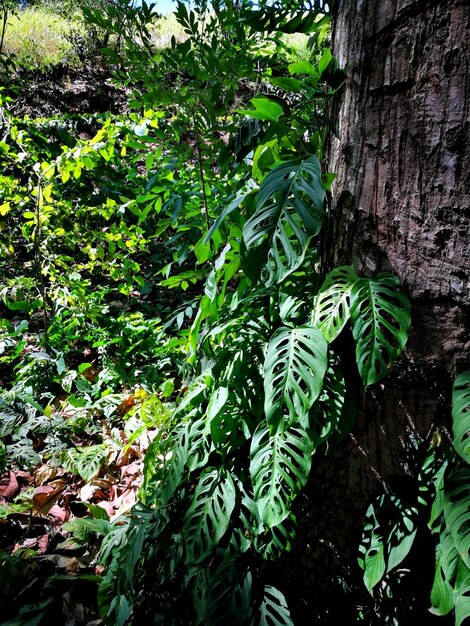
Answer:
(0, 471, 19, 498)
(33, 483, 64, 515)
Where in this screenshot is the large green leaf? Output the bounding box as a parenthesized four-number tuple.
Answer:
(452, 371, 470, 464)
(358, 491, 418, 594)
(250, 422, 313, 528)
(254, 513, 297, 560)
(455, 572, 470, 626)
(62, 445, 106, 483)
(193, 561, 253, 626)
(350, 273, 411, 386)
(307, 351, 349, 444)
(258, 586, 293, 626)
(312, 265, 359, 342)
(263, 325, 327, 431)
(242, 157, 325, 285)
(443, 469, 470, 568)
(236, 96, 285, 122)
(184, 467, 236, 564)
(430, 528, 460, 616)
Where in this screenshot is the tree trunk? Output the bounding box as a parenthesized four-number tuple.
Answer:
(277, 1, 469, 623)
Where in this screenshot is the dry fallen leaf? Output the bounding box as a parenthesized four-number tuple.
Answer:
(0, 471, 19, 498)
(32, 483, 64, 515)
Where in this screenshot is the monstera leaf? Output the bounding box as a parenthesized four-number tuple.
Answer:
(264, 325, 327, 431)
(254, 513, 297, 560)
(258, 586, 293, 626)
(242, 156, 325, 285)
(350, 273, 411, 386)
(430, 529, 459, 616)
(307, 351, 348, 444)
(443, 469, 470, 568)
(184, 467, 236, 564)
(250, 422, 313, 527)
(452, 371, 470, 464)
(312, 265, 359, 342)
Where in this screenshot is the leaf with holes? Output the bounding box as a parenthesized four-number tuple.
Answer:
(254, 513, 297, 560)
(312, 265, 359, 342)
(258, 586, 293, 626)
(455, 572, 470, 626)
(62, 445, 106, 483)
(264, 325, 327, 431)
(193, 560, 253, 626)
(307, 351, 348, 444)
(250, 422, 313, 527)
(242, 157, 325, 284)
(430, 528, 460, 616)
(350, 273, 411, 386)
(452, 371, 470, 464)
(443, 468, 470, 568)
(359, 490, 418, 594)
(184, 467, 236, 564)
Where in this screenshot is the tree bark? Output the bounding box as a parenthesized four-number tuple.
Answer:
(277, 1, 469, 623)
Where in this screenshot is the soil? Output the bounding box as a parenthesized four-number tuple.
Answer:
(5, 65, 130, 119)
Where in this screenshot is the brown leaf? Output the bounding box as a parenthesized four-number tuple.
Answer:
(82, 365, 100, 383)
(38, 534, 49, 554)
(34, 464, 58, 485)
(0, 471, 19, 498)
(117, 395, 136, 417)
(32, 484, 63, 515)
(48, 504, 68, 524)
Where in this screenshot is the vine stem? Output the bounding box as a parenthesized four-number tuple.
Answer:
(193, 123, 211, 233)
(35, 176, 48, 342)
(0, 4, 8, 58)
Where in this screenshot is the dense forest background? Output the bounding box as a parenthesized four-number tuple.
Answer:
(0, 1, 468, 625)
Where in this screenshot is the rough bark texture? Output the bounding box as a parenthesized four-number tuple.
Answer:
(277, 1, 469, 623)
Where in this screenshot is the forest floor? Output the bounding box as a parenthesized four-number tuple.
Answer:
(8, 66, 129, 118)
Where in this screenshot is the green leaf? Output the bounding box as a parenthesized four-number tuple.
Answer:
(62, 445, 106, 482)
(308, 352, 348, 443)
(350, 273, 411, 386)
(288, 60, 317, 75)
(250, 422, 314, 527)
(358, 491, 418, 594)
(258, 586, 293, 626)
(159, 440, 187, 505)
(242, 157, 325, 284)
(452, 371, 470, 464)
(312, 266, 359, 342)
(0, 441, 6, 474)
(358, 502, 386, 594)
(455, 572, 470, 626)
(254, 513, 297, 560)
(443, 469, 470, 568)
(184, 467, 236, 564)
(236, 96, 285, 122)
(269, 77, 302, 93)
(264, 325, 327, 431)
(430, 528, 460, 616)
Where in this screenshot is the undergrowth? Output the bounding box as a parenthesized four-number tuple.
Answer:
(0, 1, 467, 625)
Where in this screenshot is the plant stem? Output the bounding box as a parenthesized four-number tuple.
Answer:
(35, 179, 48, 341)
(193, 119, 211, 233)
(0, 6, 8, 57)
